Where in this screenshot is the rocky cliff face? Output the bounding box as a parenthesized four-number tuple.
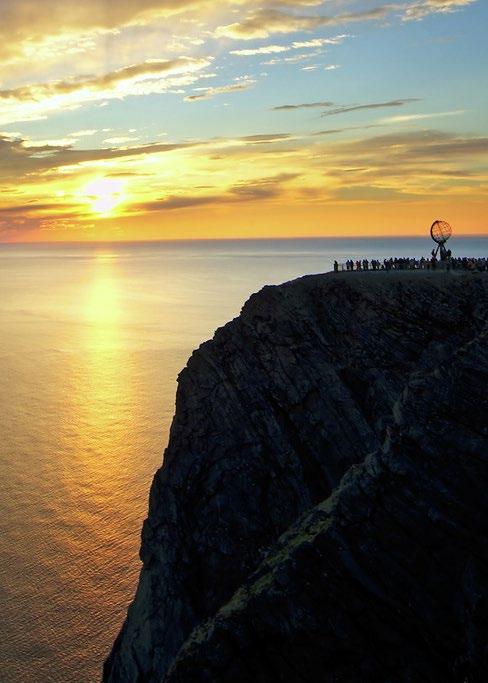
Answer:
(104, 271, 488, 683)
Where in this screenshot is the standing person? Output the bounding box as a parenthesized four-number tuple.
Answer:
(333, 260, 339, 272)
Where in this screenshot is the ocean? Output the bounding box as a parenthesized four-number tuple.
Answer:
(0, 236, 486, 682)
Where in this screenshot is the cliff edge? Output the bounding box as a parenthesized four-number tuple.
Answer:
(104, 270, 488, 682)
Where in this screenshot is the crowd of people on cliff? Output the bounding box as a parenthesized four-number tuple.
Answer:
(334, 254, 488, 273)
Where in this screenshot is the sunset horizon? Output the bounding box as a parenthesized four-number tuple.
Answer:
(1, 0, 486, 242)
(4, 228, 488, 245)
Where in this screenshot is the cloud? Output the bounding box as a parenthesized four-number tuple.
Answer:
(0, 57, 211, 102)
(380, 110, 466, 124)
(238, 133, 292, 143)
(271, 100, 334, 111)
(248, 0, 324, 5)
(68, 129, 98, 138)
(403, 0, 477, 21)
(0, 0, 201, 62)
(311, 128, 488, 202)
(185, 78, 256, 101)
(0, 202, 78, 215)
(132, 172, 299, 212)
(0, 129, 299, 184)
(0, 200, 82, 239)
(231, 172, 298, 199)
(321, 98, 421, 117)
(0, 134, 197, 181)
(263, 52, 320, 65)
(231, 45, 290, 56)
(323, 130, 488, 171)
(311, 124, 381, 136)
(230, 33, 351, 56)
(103, 136, 141, 145)
(334, 185, 411, 201)
(405, 134, 488, 159)
(215, 7, 394, 40)
(217, 1, 476, 40)
(0, 56, 212, 125)
(0, 0, 339, 70)
(292, 35, 352, 48)
(133, 195, 221, 212)
(271, 98, 417, 115)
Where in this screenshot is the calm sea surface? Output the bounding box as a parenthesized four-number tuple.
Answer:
(1, 237, 486, 682)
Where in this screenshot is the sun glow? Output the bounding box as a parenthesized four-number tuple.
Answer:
(83, 177, 125, 216)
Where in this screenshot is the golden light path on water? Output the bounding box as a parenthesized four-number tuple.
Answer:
(70, 254, 131, 537)
(27, 253, 156, 681)
(1, 237, 487, 682)
(0, 245, 193, 682)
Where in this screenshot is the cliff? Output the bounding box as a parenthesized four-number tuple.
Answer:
(104, 270, 488, 682)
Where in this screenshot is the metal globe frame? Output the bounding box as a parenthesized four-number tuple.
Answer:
(430, 220, 452, 245)
(430, 220, 453, 262)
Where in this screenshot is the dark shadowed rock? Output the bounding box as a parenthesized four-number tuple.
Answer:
(104, 271, 488, 683)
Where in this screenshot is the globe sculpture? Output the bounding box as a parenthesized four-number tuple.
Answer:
(431, 220, 452, 245)
(430, 220, 452, 261)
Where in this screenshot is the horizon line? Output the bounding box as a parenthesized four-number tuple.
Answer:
(1, 233, 487, 247)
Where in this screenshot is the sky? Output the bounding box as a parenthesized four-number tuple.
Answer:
(0, 0, 486, 242)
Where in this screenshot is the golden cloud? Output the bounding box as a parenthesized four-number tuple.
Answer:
(185, 77, 256, 101)
(0, 57, 212, 102)
(230, 33, 350, 56)
(0, 0, 202, 61)
(0, 57, 212, 125)
(215, 7, 394, 40)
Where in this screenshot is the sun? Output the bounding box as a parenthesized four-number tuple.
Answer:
(83, 177, 125, 216)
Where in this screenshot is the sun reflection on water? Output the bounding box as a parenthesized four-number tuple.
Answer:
(83, 255, 121, 332)
(69, 253, 135, 525)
